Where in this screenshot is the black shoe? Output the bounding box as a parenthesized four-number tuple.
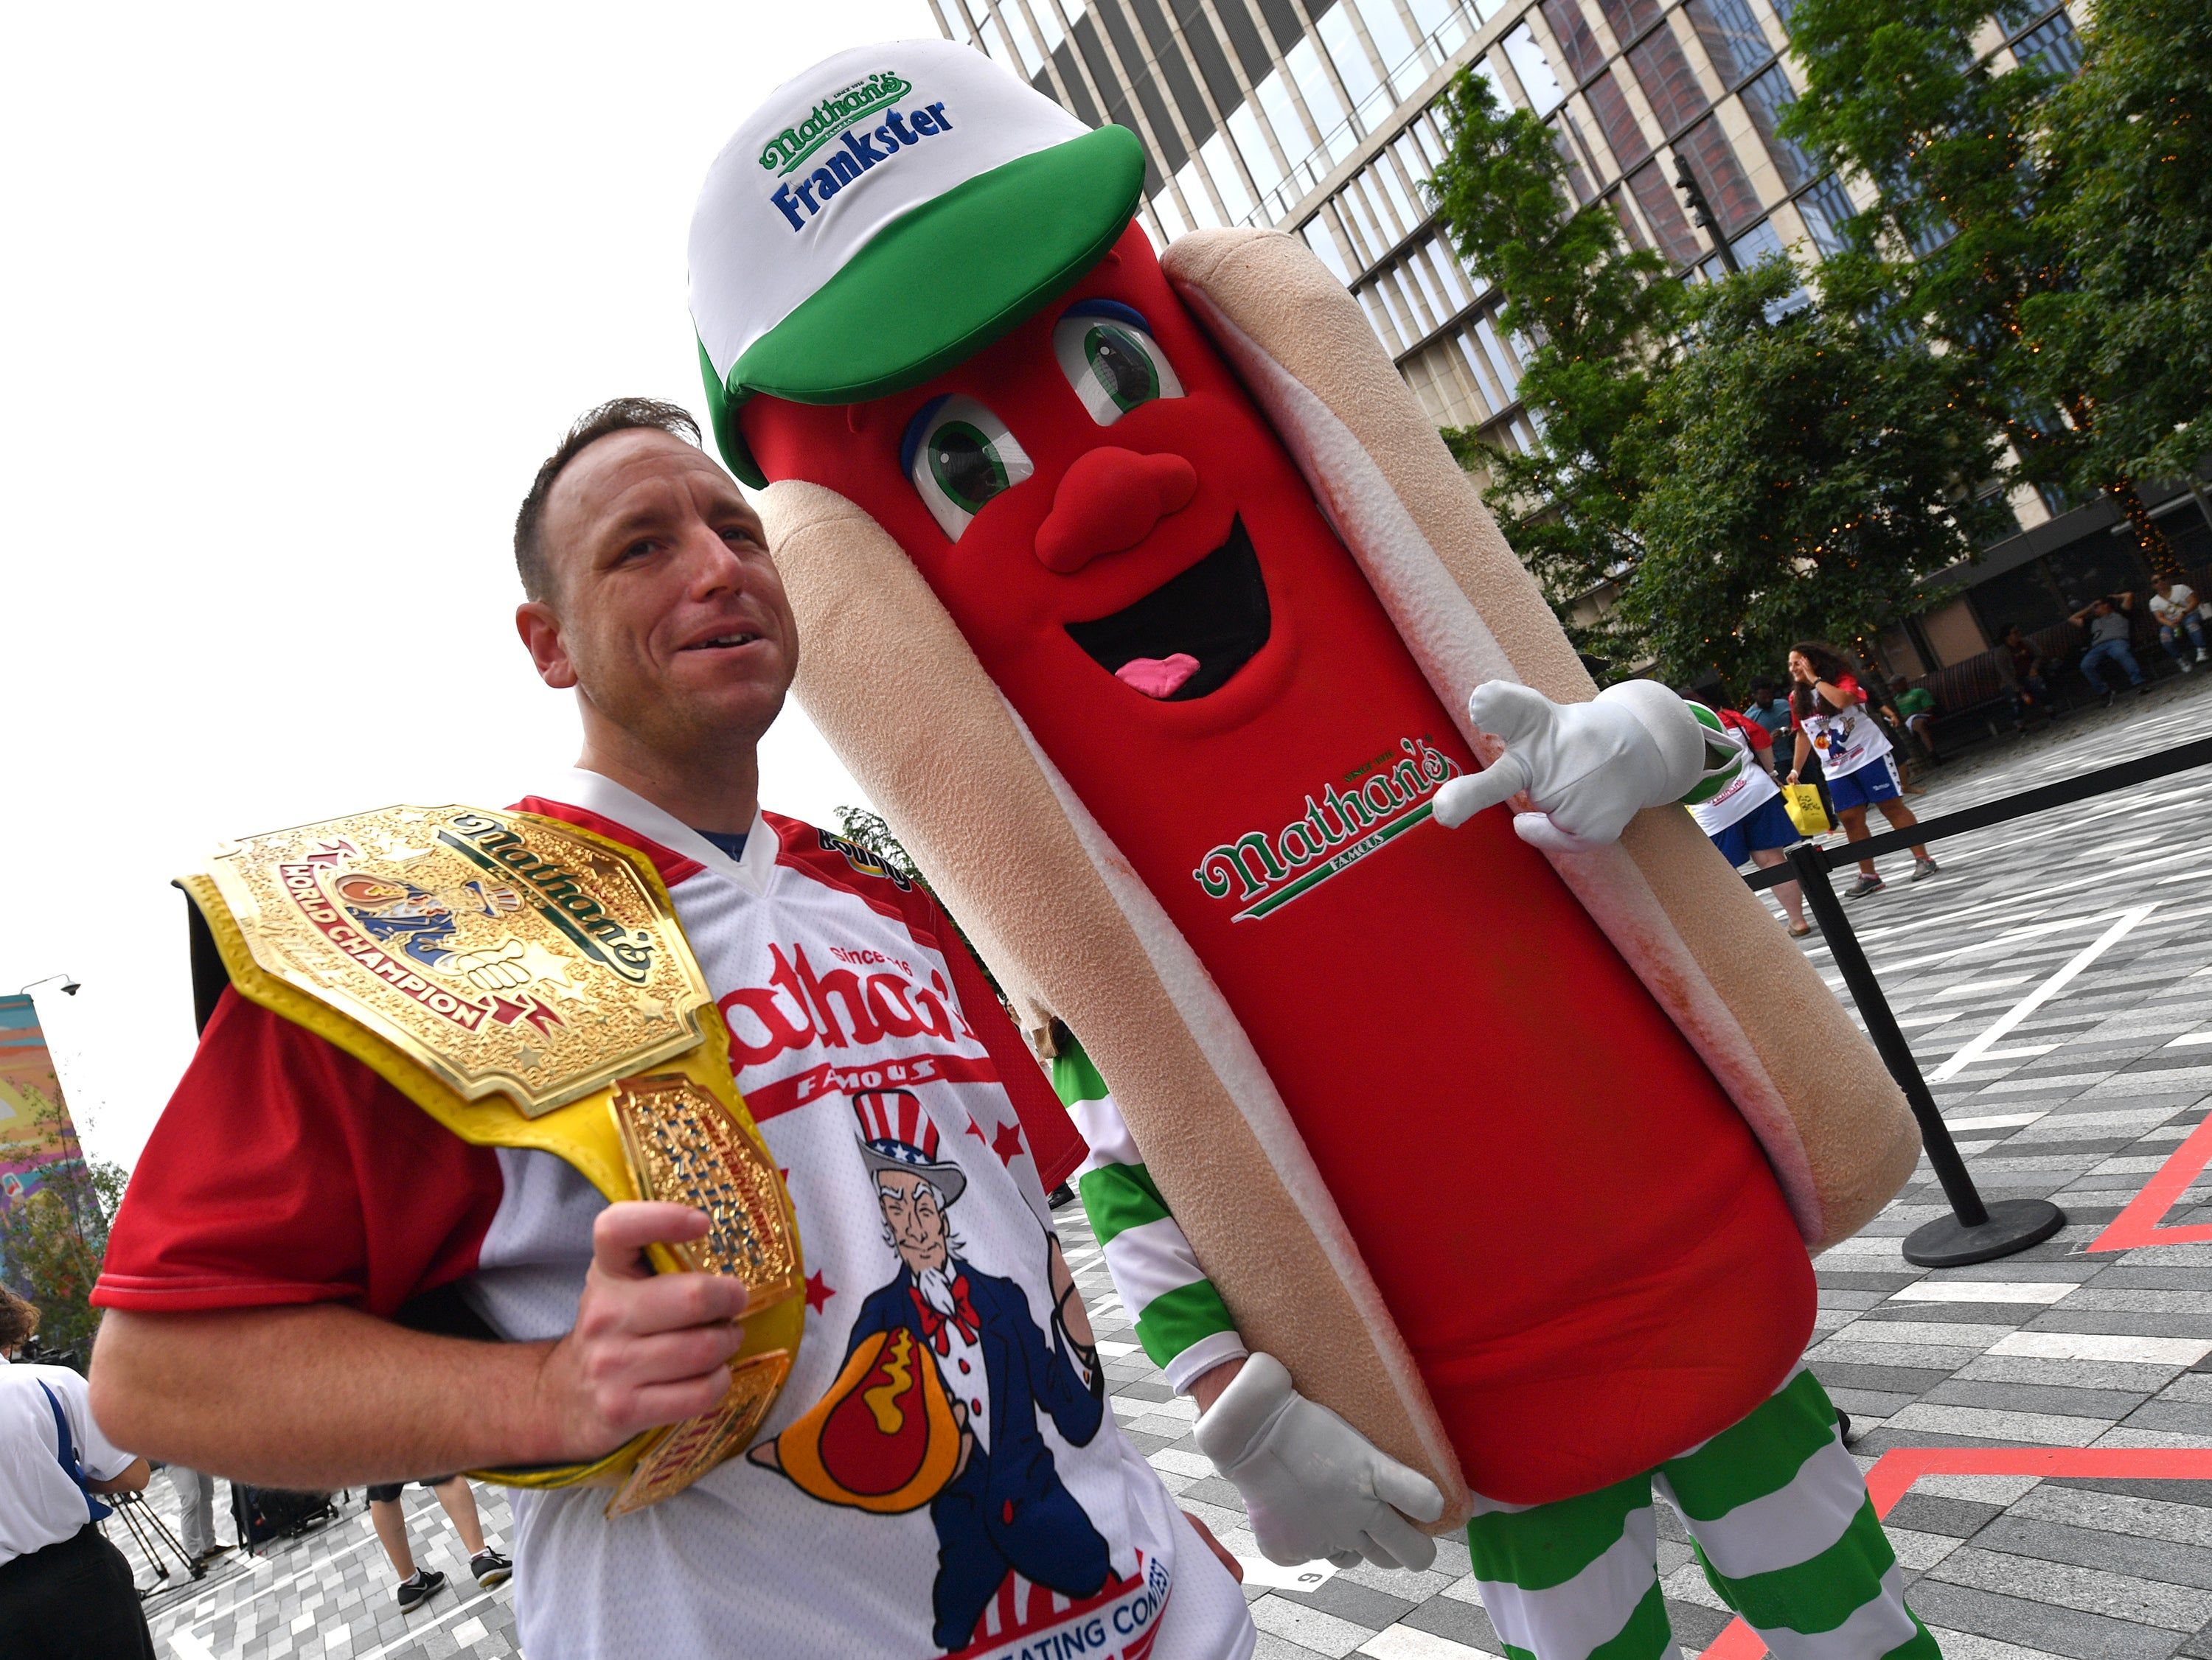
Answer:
(470, 1549, 513, 1589)
(1845, 874, 1885, 899)
(1048, 1183, 1075, 1210)
(396, 1569, 446, 1613)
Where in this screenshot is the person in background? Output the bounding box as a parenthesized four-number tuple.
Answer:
(367, 1476, 512, 1614)
(165, 1465, 226, 1572)
(1741, 677, 1793, 748)
(1787, 642, 1938, 898)
(1890, 675, 1940, 764)
(2149, 580, 2208, 672)
(2002, 626, 2061, 727)
(0, 1288, 156, 1660)
(2068, 593, 2149, 702)
(1690, 699, 1812, 938)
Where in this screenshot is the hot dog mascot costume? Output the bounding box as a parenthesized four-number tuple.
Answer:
(689, 41, 1937, 1659)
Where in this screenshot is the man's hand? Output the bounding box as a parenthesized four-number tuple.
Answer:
(1433, 680, 1708, 852)
(1193, 1353, 1444, 1571)
(531, 1202, 751, 1460)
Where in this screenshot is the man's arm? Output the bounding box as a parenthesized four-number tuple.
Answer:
(91, 1202, 748, 1489)
(88, 1457, 151, 1496)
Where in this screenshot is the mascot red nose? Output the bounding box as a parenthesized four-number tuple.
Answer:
(692, 35, 1919, 1574)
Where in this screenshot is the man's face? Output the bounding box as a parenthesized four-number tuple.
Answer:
(2093, 600, 2113, 617)
(518, 430, 797, 753)
(877, 1170, 950, 1274)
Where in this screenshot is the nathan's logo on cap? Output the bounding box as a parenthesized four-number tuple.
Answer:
(767, 95, 959, 234)
(757, 70, 913, 176)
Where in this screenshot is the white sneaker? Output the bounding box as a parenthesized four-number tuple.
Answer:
(2198, 647, 2209, 663)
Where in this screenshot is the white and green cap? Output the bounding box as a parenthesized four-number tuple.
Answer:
(689, 38, 1145, 484)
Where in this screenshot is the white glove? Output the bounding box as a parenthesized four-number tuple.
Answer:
(1433, 680, 1717, 852)
(1193, 1353, 1445, 1571)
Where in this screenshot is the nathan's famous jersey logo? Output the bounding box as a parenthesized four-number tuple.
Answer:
(757, 71, 911, 175)
(766, 92, 956, 232)
(817, 828, 915, 890)
(1193, 737, 1459, 923)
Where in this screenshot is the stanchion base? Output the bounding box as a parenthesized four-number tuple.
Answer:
(1904, 1198, 2067, 1268)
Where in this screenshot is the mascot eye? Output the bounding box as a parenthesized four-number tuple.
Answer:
(902, 394, 1034, 541)
(1053, 301, 1184, 425)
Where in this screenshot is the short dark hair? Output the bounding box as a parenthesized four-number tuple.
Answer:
(513, 397, 703, 602)
(0, 1286, 38, 1353)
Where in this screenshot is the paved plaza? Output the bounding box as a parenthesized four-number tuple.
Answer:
(103, 674, 2212, 1660)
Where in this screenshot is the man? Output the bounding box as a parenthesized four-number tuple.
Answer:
(2069, 593, 2149, 701)
(2001, 626, 2060, 726)
(1889, 675, 1939, 764)
(88, 400, 1253, 1660)
(2149, 580, 2208, 672)
(0, 1288, 156, 1660)
(1742, 677, 1793, 747)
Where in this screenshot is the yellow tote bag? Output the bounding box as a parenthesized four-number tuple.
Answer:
(1781, 783, 1832, 836)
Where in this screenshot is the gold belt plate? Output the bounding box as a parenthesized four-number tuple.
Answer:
(198, 806, 711, 1116)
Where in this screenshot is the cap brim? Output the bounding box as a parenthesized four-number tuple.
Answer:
(706, 125, 1145, 486)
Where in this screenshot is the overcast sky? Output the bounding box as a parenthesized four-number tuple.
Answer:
(3, 1, 934, 1168)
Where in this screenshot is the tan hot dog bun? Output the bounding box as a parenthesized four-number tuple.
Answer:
(762, 229, 1919, 1530)
(1158, 228, 1919, 1252)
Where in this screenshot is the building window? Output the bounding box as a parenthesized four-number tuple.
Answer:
(1627, 160, 1702, 262)
(1351, 0, 1420, 72)
(1320, 4, 1385, 114)
(1593, 0, 1666, 49)
(1994, 0, 2059, 32)
(1500, 24, 1567, 117)
(1175, 153, 1222, 229)
(1628, 24, 1711, 136)
(1585, 65, 1651, 169)
(1540, 0, 1607, 84)
(1287, 37, 1354, 161)
(2012, 12, 2084, 76)
(1551, 120, 1596, 202)
(1301, 216, 1355, 283)
(1765, 0, 1799, 27)
(1678, 118, 1761, 238)
(1739, 63, 1814, 190)
(1228, 102, 1286, 201)
(1152, 186, 1191, 243)
(1794, 173, 1855, 256)
(1611, 188, 1650, 248)
(1683, 0, 1772, 85)
(1202, 130, 1258, 223)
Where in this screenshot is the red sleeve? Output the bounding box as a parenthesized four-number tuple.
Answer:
(1717, 708, 1770, 750)
(941, 930, 1086, 1192)
(94, 992, 503, 1318)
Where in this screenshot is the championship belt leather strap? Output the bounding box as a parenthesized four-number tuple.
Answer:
(179, 805, 806, 1516)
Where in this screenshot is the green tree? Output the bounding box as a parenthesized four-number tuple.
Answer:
(0, 1105, 128, 1366)
(2023, 0, 2212, 517)
(1620, 260, 2010, 688)
(1781, 0, 2186, 575)
(1425, 67, 1685, 655)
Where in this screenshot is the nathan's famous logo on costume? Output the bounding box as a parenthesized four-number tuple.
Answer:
(754, 1090, 1166, 1658)
(758, 70, 912, 174)
(767, 94, 960, 232)
(1194, 736, 1460, 922)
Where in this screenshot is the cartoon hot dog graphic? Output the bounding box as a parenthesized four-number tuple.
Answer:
(685, 38, 1922, 1610)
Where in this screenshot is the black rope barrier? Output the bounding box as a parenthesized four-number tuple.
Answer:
(1746, 733, 2212, 1266)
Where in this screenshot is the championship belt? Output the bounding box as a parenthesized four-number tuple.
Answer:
(181, 805, 805, 1516)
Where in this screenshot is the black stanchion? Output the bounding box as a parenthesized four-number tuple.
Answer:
(1784, 843, 2067, 1268)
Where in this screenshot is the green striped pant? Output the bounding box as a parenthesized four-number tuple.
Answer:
(1466, 1367, 1939, 1660)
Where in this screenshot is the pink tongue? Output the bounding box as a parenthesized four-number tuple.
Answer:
(1116, 653, 1200, 700)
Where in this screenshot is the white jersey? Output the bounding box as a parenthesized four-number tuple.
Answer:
(0, 1356, 134, 1565)
(477, 772, 1252, 1660)
(1687, 733, 1781, 835)
(1797, 694, 1891, 780)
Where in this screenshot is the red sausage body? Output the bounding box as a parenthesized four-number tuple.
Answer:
(744, 228, 1812, 1502)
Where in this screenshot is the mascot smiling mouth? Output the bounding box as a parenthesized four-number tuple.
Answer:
(1064, 516, 1271, 702)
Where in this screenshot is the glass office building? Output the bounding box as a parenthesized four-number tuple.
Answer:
(925, 0, 2084, 470)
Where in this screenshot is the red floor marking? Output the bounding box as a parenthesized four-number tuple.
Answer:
(1697, 1445, 2212, 1659)
(2087, 1112, 2212, 1251)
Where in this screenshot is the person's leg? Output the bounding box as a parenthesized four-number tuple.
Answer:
(1467, 1474, 1677, 1660)
(2115, 640, 2148, 688)
(430, 1477, 486, 1556)
(2079, 641, 2118, 692)
(1658, 1368, 1937, 1659)
(1748, 848, 1808, 931)
(369, 1496, 417, 1580)
(1873, 799, 1932, 865)
(2188, 615, 2210, 660)
(1910, 715, 1938, 759)
(2160, 624, 2188, 669)
(1837, 804, 1873, 878)
(170, 1465, 215, 1560)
